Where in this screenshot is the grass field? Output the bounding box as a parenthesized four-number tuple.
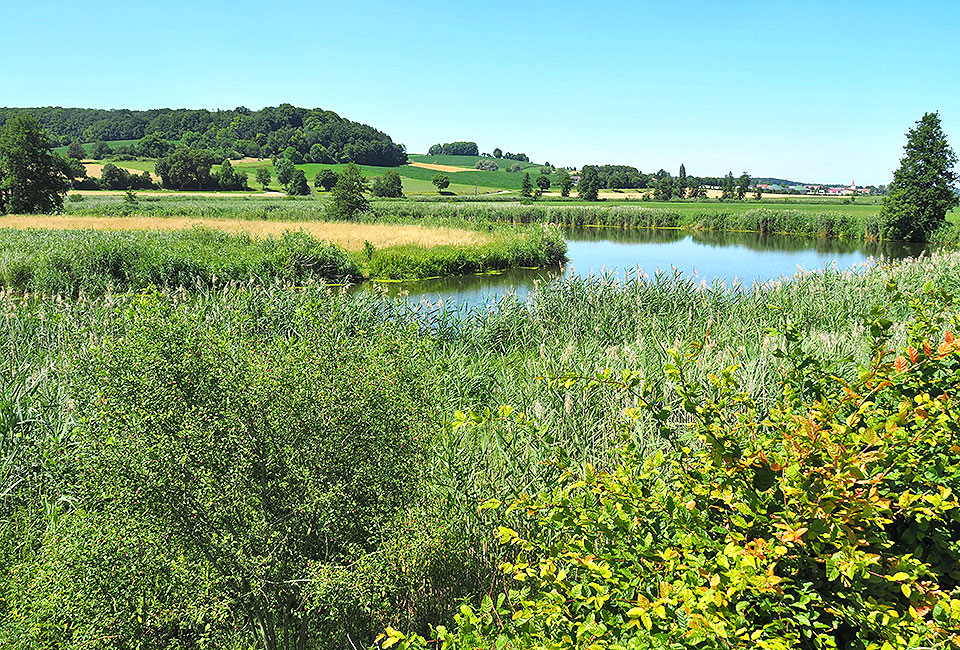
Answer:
(0, 215, 491, 250)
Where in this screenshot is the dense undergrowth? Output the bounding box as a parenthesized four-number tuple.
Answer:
(2, 251, 960, 648)
(0, 224, 566, 292)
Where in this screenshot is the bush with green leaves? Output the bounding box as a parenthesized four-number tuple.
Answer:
(388, 283, 960, 649)
(64, 292, 436, 650)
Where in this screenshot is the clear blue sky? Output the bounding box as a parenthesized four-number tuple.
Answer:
(3, 0, 958, 185)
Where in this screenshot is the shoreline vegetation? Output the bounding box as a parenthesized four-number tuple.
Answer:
(3, 248, 960, 647)
(54, 194, 960, 242)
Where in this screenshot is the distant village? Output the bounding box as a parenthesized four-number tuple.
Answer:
(755, 180, 878, 195)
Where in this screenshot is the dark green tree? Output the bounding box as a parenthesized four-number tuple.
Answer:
(879, 112, 958, 241)
(428, 144, 442, 156)
(555, 169, 573, 197)
(314, 168, 338, 191)
(286, 169, 310, 196)
(327, 163, 369, 219)
(678, 164, 687, 199)
(720, 171, 735, 201)
(432, 173, 450, 193)
(493, 147, 503, 159)
(137, 133, 171, 158)
(371, 170, 403, 198)
(255, 166, 272, 190)
(90, 140, 112, 160)
(282, 146, 303, 165)
(754, 186, 763, 200)
(535, 174, 551, 191)
(578, 166, 601, 201)
(274, 158, 296, 188)
(653, 176, 676, 201)
(217, 159, 248, 191)
(0, 114, 71, 214)
(520, 173, 533, 197)
(156, 148, 212, 190)
(67, 141, 86, 160)
(736, 172, 751, 200)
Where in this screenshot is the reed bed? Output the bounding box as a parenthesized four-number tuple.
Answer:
(3, 249, 958, 647)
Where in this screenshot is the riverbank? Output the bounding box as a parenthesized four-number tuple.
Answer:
(0, 221, 566, 294)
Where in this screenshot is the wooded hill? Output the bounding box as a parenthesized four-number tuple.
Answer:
(0, 104, 408, 167)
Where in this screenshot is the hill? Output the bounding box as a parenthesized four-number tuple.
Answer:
(0, 104, 407, 167)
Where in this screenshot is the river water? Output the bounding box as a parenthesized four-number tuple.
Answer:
(367, 227, 931, 307)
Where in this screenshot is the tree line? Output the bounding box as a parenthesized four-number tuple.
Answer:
(0, 104, 408, 167)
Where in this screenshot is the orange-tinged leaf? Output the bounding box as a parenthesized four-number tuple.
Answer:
(895, 356, 909, 373)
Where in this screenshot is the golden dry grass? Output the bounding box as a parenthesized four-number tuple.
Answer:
(83, 163, 158, 181)
(0, 215, 491, 250)
(406, 161, 474, 173)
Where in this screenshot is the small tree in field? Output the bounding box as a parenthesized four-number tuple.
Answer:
(327, 163, 369, 219)
(255, 167, 272, 190)
(314, 168, 338, 191)
(67, 141, 86, 160)
(371, 170, 403, 198)
(535, 174, 550, 191)
(274, 158, 295, 189)
(880, 111, 958, 241)
(286, 169, 310, 196)
(555, 169, 572, 197)
(520, 173, 533, 197)
(431, 173, 450, 193)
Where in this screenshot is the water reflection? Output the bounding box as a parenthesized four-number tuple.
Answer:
(367, 227, 933, 308)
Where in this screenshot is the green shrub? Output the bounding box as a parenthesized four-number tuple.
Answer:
(391, 284, 960, 649)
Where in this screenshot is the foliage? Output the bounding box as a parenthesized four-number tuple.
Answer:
(372, 170, 404, 198)
(366, 225, 566, 279)
(287, 169, 310, 196)
(535, 175, 550, 191)
(0, 227, 361, 293)
(392, 284, 960, 649)
(90, 140, 113, 159)
(66, 141, 85, 160)
(879, 112, 959, 241)
(99, 162, 156, 191)
(520, 173, 533, 198)
(0, 104, 407, 166)
(314, 168, 338, 191)
(475, 159, 500, 172)
(577, 166, 601, 201)
(433, 142, 479, 156)
(156, 147, 214, 190)
(255, 166, 272, 190)
(274, 157, 296, 188)
(0, 114, 71, 214)
(556, 170, 573, 197)
(432, 173, 451, 193)
(721, 171, 736, 201)
(327, 163, 370, 219)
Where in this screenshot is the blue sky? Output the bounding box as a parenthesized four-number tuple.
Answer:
(2, 0, 958, 184)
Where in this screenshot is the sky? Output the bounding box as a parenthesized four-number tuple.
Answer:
(2, 0, 958, 185)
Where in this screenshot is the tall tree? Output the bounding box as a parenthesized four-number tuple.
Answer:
(274, 158, 296, 188)
(0, 114, 71, 214)
(879, 112, 958, 241)
(578, 166, 601, 201)
(431, 173, 450, 193)
(520, 172, 533, 197)
(535, 174, 551, 191)
(255, 166, 272, 190)
(286, 169, 310, 196)
(493, 148, 503, 159)
(736, 172, 751, 200)
(327, 163, 369, 219)
(678, 164, 687, 199)
(67, 141, 86, 160)
(555, 169, 573, 197)
(720, 172, 735, 201)
(314, 168, 338, 191)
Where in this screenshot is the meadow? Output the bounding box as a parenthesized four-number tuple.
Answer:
(2, 244, 960, 648)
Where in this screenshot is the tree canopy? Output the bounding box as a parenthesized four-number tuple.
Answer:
(0, 104, 408, 166)
(328, 163, 369, 219)
(0, 114, 71, 214)
(431, 173, 450, 193)
(880, 111, 958, 241)
(577, 166, 601, 201)
(371, 170, 403, 198)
